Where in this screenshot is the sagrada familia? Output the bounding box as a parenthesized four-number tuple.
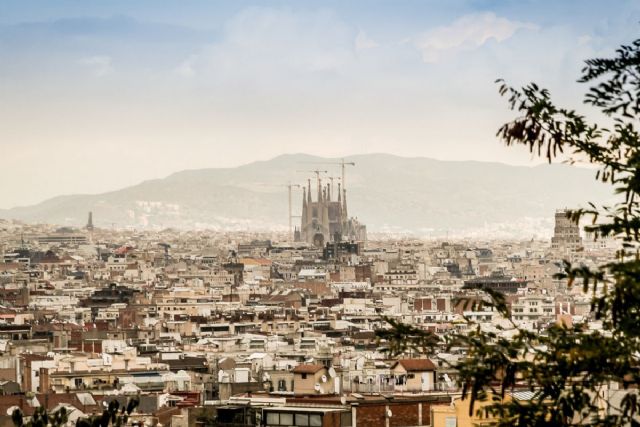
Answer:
(295, 178, 367, 247)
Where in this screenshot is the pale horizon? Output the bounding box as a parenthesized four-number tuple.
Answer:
(0, 151, 593, 210)
(1, 0, 638, 208)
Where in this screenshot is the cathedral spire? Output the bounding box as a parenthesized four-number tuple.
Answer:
(301, 187, 308, 242)
(326, 183, 331, 202)
(307, 179, 312, 204)
(302, 186, 307, 210)
(343, 187, 348, 222)
(322, 189, 330, 237)
(337, 183, 341, 202)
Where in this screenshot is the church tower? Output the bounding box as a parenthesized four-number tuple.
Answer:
(299, 167, 366, 247)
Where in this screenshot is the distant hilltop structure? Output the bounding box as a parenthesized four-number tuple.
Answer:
(86, 211, 95, 231)
(296, 175, 366, 247)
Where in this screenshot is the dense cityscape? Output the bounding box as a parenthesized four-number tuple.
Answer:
(2, 1, 638, 426)
(0, 185, 620, 426)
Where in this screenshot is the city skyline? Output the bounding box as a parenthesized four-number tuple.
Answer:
(0, 3, 639, 426)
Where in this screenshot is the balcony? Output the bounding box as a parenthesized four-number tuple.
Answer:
(342, 381, 395, 394)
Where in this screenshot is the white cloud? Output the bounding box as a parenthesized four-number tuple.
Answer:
(175, 55, 196, 77)
(78, 55, 113, 76)
(355, 29, 378, 50)
(178, 7, 356, 83)
(578, 34, 592, 46)
(415, 12, 537, 63)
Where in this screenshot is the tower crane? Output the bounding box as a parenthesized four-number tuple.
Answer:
(300, 159, 355, 190)
(326, 176, 341, 196)
(285, 182, 301, 240)
(296, 169, 328, 181)
(250, 182, 304, 241)
(295, 170, 328, 197)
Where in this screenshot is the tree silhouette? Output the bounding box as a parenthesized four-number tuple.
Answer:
(12, 406, 68, 427)
(378, 37, 640, 426)
(11, 397, 139, 427)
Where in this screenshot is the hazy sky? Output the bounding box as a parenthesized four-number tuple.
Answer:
(0, 0, 638, 208)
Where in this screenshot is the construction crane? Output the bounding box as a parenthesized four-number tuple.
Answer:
(326, 176, 341, 196)
(295, 170, 328, 198)
(296, 169, 328, 181)
(285, 182, 301, 240)
(300, 159, 355, 190)
(252, 182, 303, 240)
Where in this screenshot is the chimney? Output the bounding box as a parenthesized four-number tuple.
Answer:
(40, 367, 50, 392)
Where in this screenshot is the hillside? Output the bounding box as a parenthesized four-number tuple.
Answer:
(0, 154, 612, 237)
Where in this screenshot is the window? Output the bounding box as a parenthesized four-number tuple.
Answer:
(280, 413, 293, 425)
(341, 412, 353, 427)
(266, 413, 280, 425)
(301, 373, 307, 379)
(295, 414, 309, 425)
(266, 412, 323, 426)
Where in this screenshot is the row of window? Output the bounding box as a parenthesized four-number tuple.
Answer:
(265, 412, 322, 426)
(513, 308, 554, 313)
(266, 412, 352, 427)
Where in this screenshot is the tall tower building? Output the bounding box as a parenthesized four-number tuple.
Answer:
(551, 209, 582, 257)
(86, 211, 95, 231)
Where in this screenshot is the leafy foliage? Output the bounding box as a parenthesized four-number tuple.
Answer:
(377, 38, 640, 426)
(376, 315, 441, 356)
(11, 397, 139, 427)
(12, 406, 68, 427)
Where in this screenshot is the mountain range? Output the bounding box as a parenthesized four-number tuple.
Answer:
(0, 154, 613, 237)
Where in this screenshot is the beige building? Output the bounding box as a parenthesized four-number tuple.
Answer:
(551, 209, 582, 259)
(292, 364, 335, 395)
(390, 359, 437, 392)
(432, 394, 494, 427)
(432, 392, 530, 427)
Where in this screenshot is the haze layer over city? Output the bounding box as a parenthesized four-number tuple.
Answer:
(2, 1, 640, 427)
